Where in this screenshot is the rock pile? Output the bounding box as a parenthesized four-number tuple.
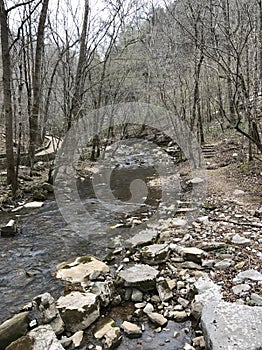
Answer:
(0, 211, 261, 350)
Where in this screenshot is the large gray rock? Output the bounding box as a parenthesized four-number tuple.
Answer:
(5, 325, 65, 350)
(201, 301, 262, 350)
(56, 291, 100, 332)
(118, 264, 159, 291)
(0, 312, 29, 350)
(32, 293, 64, 334)
(55, 255, 109, 284)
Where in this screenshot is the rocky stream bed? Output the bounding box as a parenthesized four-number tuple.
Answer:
(0, 138, 261, 350)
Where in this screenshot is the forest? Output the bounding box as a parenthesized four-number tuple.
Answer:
(0, 1, 262, 350)
(0, 0, 261, 195)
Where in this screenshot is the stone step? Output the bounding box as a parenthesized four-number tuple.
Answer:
(176, 207, 198, 213)
(203, 154, 215, 159)
(202, 148, 216, 153)
(176, 200, 197, 208)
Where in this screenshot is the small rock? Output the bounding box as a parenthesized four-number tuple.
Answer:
(177, 281, 185, 290)
(94, 317, 121, 349)
(143, 303, 154, 314)
(147, 312, 168, 326)
(197, 216, 209, 223)
(251, 293, 262, 306)
(90, 280, 115, 307)
(233, 189, 245, 195)
(202, 260, 215, 268)
(179, 247, 206, 263)
(189, 177, 205, 184)
(23, 201, 44, 209)
(140, 244, 170, 264)
(60, 336, 72, 348)
(184, 343, 196, 350)
(126, 229, 158, 248)
(169, 310, 188, 322)
(1, 220, 17, 237)
(173, 305, 184, 311)
(234, 269, 262, 283)
(151, 295, 161, 303)
(135, 302, 146, 309)
(180, 261, 203, 270)
(177, 297, 189, 308)
(124, 288, 132, 301)
(198, 241, 227, 251)
(214, 258, 235, 270)
(171, 218, 187, 227)
(156, 278, 173, 301)
(131, 289, 143, 302)
(232, 284, 251, 295)
(69, 330, 84, 347)
(166, 278, 176, 290)
(193, 335, 205, 348)
(231, 233, 251, 246)
(121, 321, 142, 338)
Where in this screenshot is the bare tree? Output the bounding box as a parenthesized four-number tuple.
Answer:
(28, 0, 49, 172)
(0, 0, 16, 192)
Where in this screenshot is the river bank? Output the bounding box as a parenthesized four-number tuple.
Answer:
(0, 135, 261, 349)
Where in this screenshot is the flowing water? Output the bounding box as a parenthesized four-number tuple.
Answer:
(0, 142, 199, 348)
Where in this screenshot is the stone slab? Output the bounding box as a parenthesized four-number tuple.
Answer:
(126, 230, 158, 248)
(118, 264, 159, 291)
(201, 301, 262, 350)
(55, 255, 109, 283)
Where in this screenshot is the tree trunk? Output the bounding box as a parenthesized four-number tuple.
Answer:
(191, 53, 204, 131)
(0, 0, 16, 193)
(258, 0, 262, 93)
(221, 0, 236, 125)
(29, 0, 49, 172)
(68, 0, 89, 130)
